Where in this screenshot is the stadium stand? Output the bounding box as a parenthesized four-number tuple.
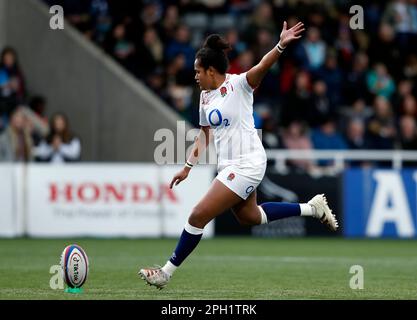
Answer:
(40, 0, 417, 163)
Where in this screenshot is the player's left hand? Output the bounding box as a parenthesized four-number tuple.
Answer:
(279, 21, 305, 48)
(169, 168, 190, 189)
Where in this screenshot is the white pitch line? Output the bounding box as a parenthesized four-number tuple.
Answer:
(193, 255, 417, 266)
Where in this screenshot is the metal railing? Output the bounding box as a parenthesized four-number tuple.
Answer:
(265, 149, 417, 171)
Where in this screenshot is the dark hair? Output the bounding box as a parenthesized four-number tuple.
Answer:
(47, 112, 74, 144)
(0, 47, 19, 71)
(29, 95, 46, 115)
(196, 34, 231, 74)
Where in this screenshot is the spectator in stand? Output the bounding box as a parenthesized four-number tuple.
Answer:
(90, 0, 111, 44)
(399, 115, 417, 166)
(29, 96, 48, 124)
(27, 96, 50, 146)
(146, 67, 169, 102)
(0, 108, 33, 162)
(18, 105, 49, 148)
(245, 1, 276, 44)
(345, 119, 371, 150)
(166, 53, 193, 86)
(404, 54, 417, 81)
(34, 113, 81, 163)
(366, 63, 396, 100)
(311, 117, 348, 150)
(281, 70, 312, 126)
(0, 47, 26, 117)
(316, 50, 344, 106)
(367, 23, 402, 79)
(345, 119, 372, 167)
(311, 117, 348, 166)
(281, 121, 315, 171)
(228, 0, 254, 15)
(309, 80, 332, 128)
(167, 85, 193, 123)
(165, 24, 195, 72)
(251, 28, 275, 63)
(228, 50, 254, 74)
(261, 116, 280, 149)
(295, 27, 326, 72)
(410, 0, 417, 51)
(382, 0, 414, 54)
(399, 115, 417, 149)
(104, 23, 137, 74)
(136, 27, 164, 79)
(140, 1, 163, 29)
(399, 94, 417, 118)
(335, 28, 355, 71)
(367, 96, 397, 149)
(160, 5, 180, 43)
(392, 79, 414, 113)
(344, 52, 370, 104)
(339, 98, 374, 132)
(225, 28, 246, 62)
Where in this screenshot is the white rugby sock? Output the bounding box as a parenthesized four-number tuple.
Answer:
(258, 206, 268, 224)
(300, 203, 315, 217)
(161, 261, 177, 277)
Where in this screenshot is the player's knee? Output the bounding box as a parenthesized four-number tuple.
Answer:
(188, 206, 208, 229)
(236, 212, 261, 226)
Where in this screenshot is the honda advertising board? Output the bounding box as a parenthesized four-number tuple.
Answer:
(25, 164, 214, 237)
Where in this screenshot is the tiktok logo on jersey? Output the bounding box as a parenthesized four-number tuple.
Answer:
(208, 109, 230, 127)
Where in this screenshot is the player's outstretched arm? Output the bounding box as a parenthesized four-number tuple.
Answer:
(246, 21, 305, 89)
(170, 126, 211, 188)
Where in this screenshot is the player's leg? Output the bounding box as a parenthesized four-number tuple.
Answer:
(232, 190, 338, 231)
(231, 190, 263, 225)
(231, 189, 301, 226)
(162, 178, 243, 273)
(139, 178, 243, 289)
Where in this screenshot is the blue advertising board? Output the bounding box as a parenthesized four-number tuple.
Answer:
(344, 168, 417, 238)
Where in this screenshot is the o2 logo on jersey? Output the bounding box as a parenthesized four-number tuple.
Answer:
(208, 109, 230, 127)
(246, 186, 254, 194)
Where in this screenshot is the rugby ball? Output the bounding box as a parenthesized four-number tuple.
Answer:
(60, 244, 89, 288)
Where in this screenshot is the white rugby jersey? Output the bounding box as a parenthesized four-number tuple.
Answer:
(199, 72, 267, 172)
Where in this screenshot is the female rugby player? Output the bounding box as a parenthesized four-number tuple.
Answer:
(139, 21, 338, 289)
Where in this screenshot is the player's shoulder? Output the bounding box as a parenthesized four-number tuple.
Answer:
(226, 73, 240, 82)
(227, 72, 254, 91)
(227, 72, 248, 84)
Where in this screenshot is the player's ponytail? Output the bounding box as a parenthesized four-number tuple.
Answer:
(196, 34, 231, 74)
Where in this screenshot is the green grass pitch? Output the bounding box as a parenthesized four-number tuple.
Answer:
(0, 237, 416, 299)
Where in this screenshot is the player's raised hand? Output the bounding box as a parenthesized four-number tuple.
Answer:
(279, 21, 305, 48)
(169, 168, 190, 189)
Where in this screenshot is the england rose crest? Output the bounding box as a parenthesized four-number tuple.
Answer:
(220, 86, 227, 97)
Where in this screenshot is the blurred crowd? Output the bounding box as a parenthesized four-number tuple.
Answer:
(0, 47, 81, 163)
(40, 0, 417, 169)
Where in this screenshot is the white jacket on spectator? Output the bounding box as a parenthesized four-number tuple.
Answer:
(34, 137, 81, 163)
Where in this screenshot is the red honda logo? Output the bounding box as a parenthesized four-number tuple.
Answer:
(48, 183, 178, 204)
